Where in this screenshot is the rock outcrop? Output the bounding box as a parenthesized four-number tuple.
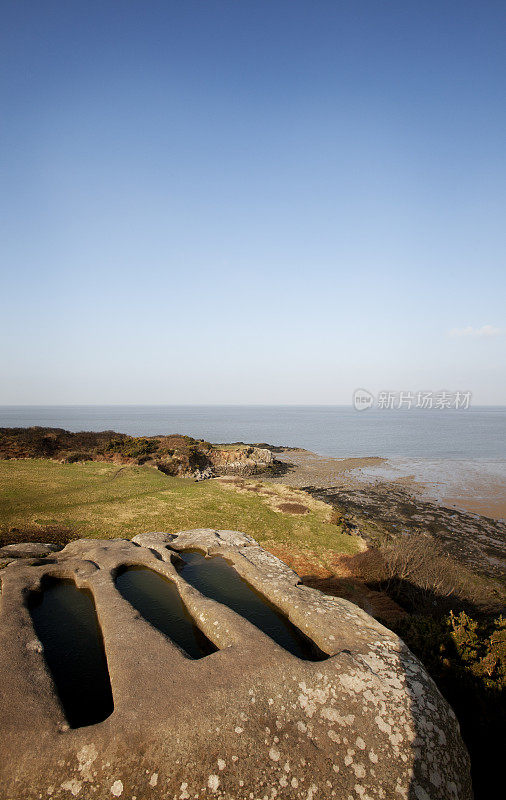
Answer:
(0, 542, 61, 559)
(0, 531, 472, 799)
(208, 446, 275, 476)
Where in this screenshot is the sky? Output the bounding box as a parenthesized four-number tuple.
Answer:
(1, 1, 505, 405)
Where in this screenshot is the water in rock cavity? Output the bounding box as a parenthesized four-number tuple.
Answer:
(28, 578, 114, 728)
(177, 552, 327, 661)
(115, 566, 217, 658)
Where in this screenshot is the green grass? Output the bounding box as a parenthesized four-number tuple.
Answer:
(0, 459, 360, 559)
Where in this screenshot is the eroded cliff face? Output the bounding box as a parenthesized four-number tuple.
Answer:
(0, 530, 473, 800)
(206, 446, 275, 476)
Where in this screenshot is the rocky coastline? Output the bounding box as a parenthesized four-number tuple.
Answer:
(265, 447, 506, 591)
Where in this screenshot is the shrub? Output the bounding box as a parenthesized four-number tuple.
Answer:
(395, 611, 505, 799)
(61, 452, 90, 463)
(371, 533, 477, 613)
(101, 437, 158, 459)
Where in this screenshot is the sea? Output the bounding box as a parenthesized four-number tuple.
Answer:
(0, 404, 504, 460)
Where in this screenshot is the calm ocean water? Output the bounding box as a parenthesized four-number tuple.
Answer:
(0, 405, 505, 460)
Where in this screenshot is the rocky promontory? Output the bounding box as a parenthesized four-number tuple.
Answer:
(0, 427, 276, 479)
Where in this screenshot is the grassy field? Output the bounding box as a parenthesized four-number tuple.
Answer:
(0, 459, 361, 564)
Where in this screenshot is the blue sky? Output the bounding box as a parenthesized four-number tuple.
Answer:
(1, 1, 505, 404)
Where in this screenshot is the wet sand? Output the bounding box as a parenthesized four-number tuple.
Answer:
(347, 457, 506, 521)
(271, 449, 506, 522)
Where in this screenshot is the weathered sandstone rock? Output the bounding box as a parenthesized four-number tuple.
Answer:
(209, 446, 276, 476)
(0, 541, 61, 558)
(0, 530, 472, 799)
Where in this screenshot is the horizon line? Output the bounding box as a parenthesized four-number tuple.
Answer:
(1, 403, 505, 409)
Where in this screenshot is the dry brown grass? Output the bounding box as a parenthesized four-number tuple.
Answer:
(276, 502, 309, 514)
